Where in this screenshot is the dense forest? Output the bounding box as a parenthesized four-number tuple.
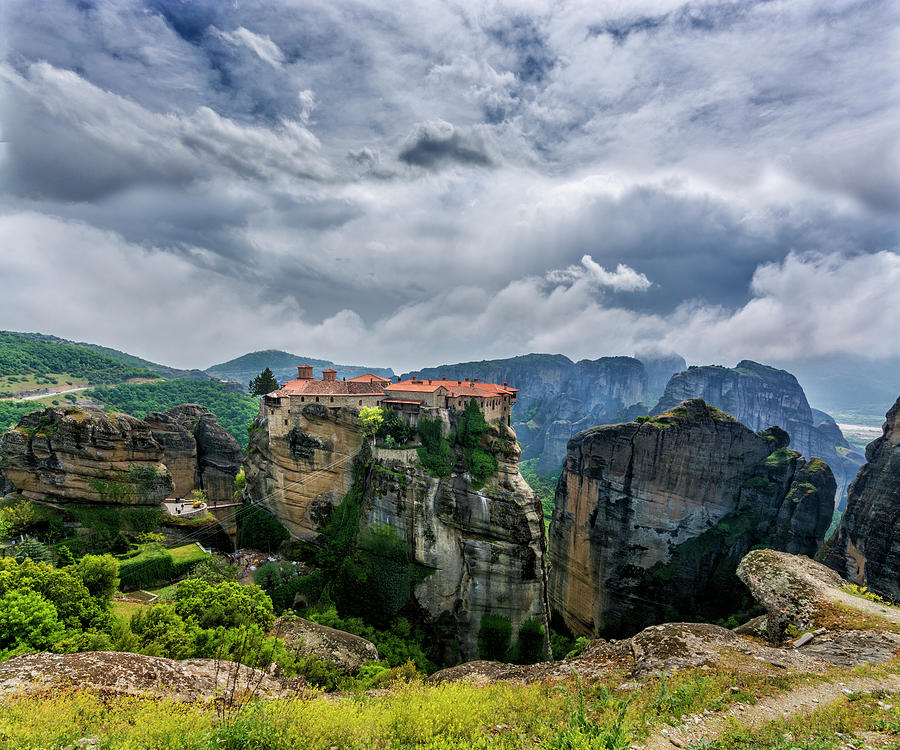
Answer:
(0, 332, 155, 386)
(85, 380, 259, 446)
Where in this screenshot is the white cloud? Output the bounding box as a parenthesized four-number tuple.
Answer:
(213, 26, 286, 69)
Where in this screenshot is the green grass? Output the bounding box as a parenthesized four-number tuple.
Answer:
(168, 543, 210, 565)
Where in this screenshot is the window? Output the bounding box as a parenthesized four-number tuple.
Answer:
(330, 396, 334, 403)
(300, 397, 305, 402)
(284, 419, 288, 426)
(315, 397, 319, 402)
(359, 400, 362, 406)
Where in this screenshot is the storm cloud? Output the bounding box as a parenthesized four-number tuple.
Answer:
(0, 0, 896, 371)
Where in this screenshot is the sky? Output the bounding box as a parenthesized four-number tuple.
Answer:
(0, 0, 897, 372)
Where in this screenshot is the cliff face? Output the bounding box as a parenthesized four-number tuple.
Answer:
(407, 354, 661, 475)
(821, 396, 900, 599)
(0, 407, 173, 504)
(653, 360, 862, 505)
(548, 399, 835, 638)
(0, 405, 242, 506)
(244, 402, 550, 661)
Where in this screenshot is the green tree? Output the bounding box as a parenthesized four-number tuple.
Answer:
(173, 578, 274, 630)
(14, 536, 52, 564)
(358, 406, 384, 442)
(477, 613, 512, 661)
(0, 589, 64, 654)
(76, 554, 120, 607)
(55, 545, 76, 567)
(249, 367, 279, 396)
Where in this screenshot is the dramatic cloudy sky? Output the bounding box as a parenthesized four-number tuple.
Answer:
(0, 0, 897, 371)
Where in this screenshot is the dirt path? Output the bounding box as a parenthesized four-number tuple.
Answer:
(642, 673, 900, 749)
(0, 386, 89, 402)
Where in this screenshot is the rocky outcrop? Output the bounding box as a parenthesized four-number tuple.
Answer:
(821, 396, 900, 599)
(0, 405, 242, 506)
(146, 404, 243, 505)
(270, 615, 379, 672)
(653, 361, 863, 506)
(245, 402, 550, 662)
(0, 651, 295, 701)
(0, 407, 173, 504)
(366, 420, 549, 661)
(406, 354, 667, 475)
(244, 404, 366, 539)
(548, 399, 835, 638)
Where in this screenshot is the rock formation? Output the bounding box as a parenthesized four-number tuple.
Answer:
(0, 405, 242, 506)
(821, 396, 900, 599)
(406, 353, 679, 475)
(653, 360, 863, 506)
(146, 404, 243, 504)
(0, 407, 173, 504)
(548, 399, 835, 638)
(0, 651, 295, 701)
(244, 401, 550, 661)
(270, 616, 379, 673)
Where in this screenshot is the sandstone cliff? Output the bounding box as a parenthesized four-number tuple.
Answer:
(548, 399, 835, 638)
(406, 353, 677, 475)
(244, 402, 550, 662)
(0, 407, 173, 504)
(146, 404, 243, 505)
(653, 360, 862, 505)
(0, 405, 242, 506)
(821, 395, 900, 599)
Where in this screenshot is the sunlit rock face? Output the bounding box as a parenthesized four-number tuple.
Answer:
(653, 360, 863, 507)
(245, 401, 550, 661)
(548, 399, 835, 638)
(821, 395, 900, 599)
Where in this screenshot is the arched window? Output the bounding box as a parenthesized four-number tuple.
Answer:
(330, 396, 334, 403)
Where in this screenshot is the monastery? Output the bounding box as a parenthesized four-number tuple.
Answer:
(263, 364, 517, 429)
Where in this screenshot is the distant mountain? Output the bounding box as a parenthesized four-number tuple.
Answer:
(405, 353, 685, 474)
(205, 350, 395, 390)
(774, 355, 900, 423)
(8, 331, 212, 381)
(652, 360, 864, 507)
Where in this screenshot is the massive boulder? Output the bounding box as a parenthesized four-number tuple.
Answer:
(406, 353, 674, 474)
(821, 396, 900, 599)
(548, 399, 835, 638)
(270, 616, 379, 673)
(245, 402, 550, 662)
(0, 651, 294, 701)
(146, 404, 243, 505)
(0, 407, 173, 504)
(0, 405, 242, 507)
(653, 361, 863, 506)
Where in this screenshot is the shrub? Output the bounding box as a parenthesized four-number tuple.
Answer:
(513, 617, 546, 664)
(478, 613, 512, 661)
(14, 536, 52, 564)
(0, 589, 64, 654)
(238, 504, 290, 552)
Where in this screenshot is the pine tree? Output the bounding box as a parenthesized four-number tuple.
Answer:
(249, 367, 279, 395)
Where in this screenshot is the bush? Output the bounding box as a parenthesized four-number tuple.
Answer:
(14, 536, 52, 564)
(254, 562, 297, 591)
(0, 589, 64, 655)
(513, 617, 546, 664)
(478, 613, 512, 661)
(238, 504, 290, 552)
(416, 417, 453, 477)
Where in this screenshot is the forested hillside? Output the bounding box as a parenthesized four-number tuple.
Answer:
(0, 332, 155, 395)
(85, 380, 258, 446)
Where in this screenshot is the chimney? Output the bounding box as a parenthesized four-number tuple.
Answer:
(427, 379, 431, 384)
(473, 378, 479, 383)
(503, 382, 508, 387)
(322, 368, 337, 382)
(442, 376, 446, 380)
(297, 365, 314, 379)
(464, 377, 469, 382)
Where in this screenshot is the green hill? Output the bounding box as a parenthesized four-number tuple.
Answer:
(8, 331, 212, 381)
(205, 349, 394, 390)
(0, 331, 156, 398)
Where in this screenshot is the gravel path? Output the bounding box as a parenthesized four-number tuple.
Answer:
(642, 673, 900, 749)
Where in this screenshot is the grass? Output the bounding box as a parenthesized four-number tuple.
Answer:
(690, 689, 900, 749)
(111, 600, 150, 621)
(168, 543, 210, 565)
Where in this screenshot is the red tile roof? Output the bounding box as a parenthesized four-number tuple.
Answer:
(346, 373, 392, 384)
(386, 379, 517, 399)
(268, 378, 385, 397)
